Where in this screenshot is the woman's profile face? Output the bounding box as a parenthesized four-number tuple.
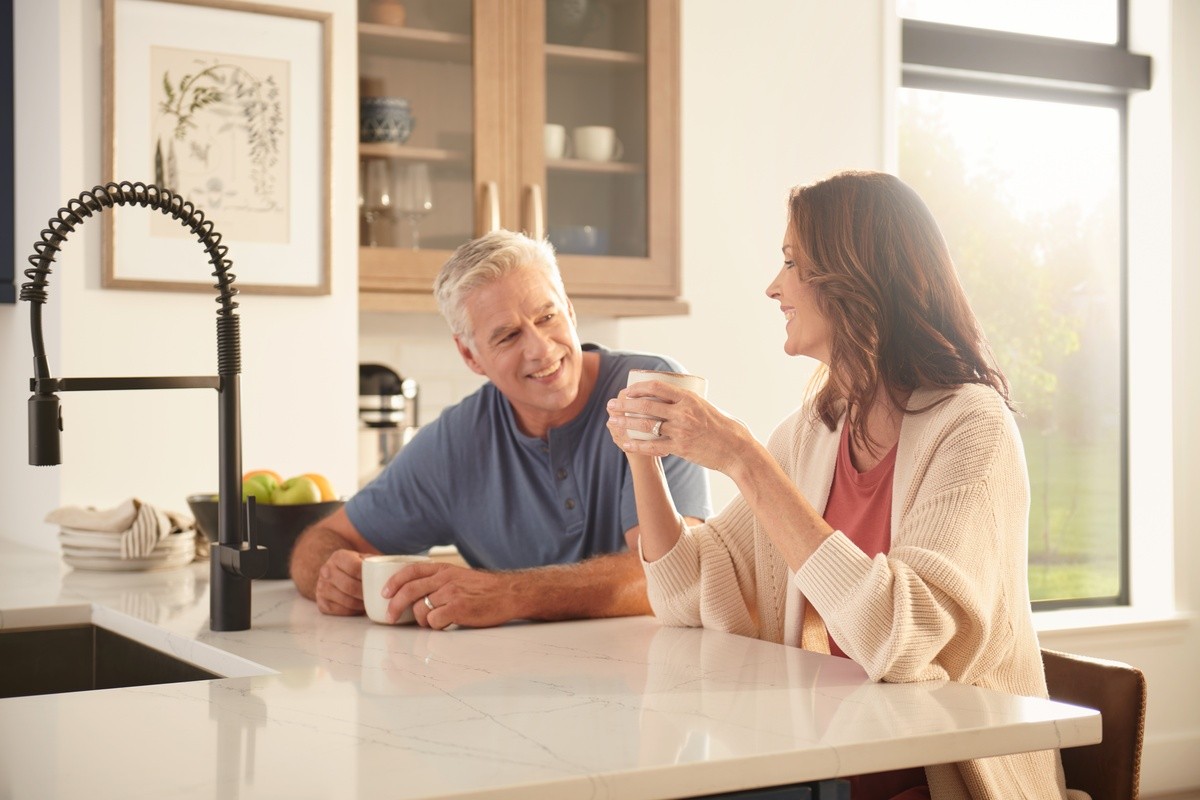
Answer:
(765, 230, 831, 363)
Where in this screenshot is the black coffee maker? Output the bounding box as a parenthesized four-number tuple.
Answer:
(358, 363, 419, 486)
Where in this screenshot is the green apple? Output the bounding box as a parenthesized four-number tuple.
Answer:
(242, 474, 277, 505)
(272, 475, 322, 505)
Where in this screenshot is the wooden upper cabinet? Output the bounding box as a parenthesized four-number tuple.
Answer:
(357, 0, 684, 317)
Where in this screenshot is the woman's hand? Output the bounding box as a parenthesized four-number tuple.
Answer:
(606, 379, 753, 475)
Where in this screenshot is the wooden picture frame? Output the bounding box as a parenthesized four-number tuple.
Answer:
(102, 0, 331, 294)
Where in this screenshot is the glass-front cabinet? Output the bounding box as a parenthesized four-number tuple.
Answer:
(356, 0, 683, 316)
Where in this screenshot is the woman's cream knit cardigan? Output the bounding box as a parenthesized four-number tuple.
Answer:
(643, 384, 1069, 799)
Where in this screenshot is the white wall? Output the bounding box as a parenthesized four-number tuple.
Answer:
(1170, 3, 1200, 624)
(1160, 0, 1200, 789)
(4, 0, 1197, 793)
(0, 0, 63, 546)
(0, 0, 360, 549)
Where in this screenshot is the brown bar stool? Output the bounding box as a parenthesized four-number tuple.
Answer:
(1042, 648, 1147, 800)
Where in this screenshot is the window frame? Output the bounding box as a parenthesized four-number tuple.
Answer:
(899, 7, 1151, 610)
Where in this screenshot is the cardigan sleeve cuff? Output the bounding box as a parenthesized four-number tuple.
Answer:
(794, 530, 872, 610)
(641, 519, 702, 603)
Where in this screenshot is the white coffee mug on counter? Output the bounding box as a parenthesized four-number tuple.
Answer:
(573, 125, 624, 162)
(362, 554, 431, 624)
(624, 368, 708, 441)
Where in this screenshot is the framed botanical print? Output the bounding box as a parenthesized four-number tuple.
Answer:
(102, 0, 332, 294)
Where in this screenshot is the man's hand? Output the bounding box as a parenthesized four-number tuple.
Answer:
(314, 549, 369, 616)
(378, 545, 667, 630)
(382, 561, 520, 630)
(291, 508, 697, 628)
(290, 507, 381, 614)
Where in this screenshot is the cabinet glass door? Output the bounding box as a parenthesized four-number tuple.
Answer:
(358, 0, 680, 309)
(533, 0, 679, 300)
(543, 0, 647, 260)
(357, 0, 480, 292)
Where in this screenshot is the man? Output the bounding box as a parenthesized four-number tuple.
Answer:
(291, 230, 711, 629)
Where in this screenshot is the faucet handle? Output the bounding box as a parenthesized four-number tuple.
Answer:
(240, 497, 270, 579)
(214, 498, 269, 579)
(244, 496, 260, 550)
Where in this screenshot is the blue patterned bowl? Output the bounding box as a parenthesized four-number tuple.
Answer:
(547, 0, 603, 45)
(360, 96, 414, 144)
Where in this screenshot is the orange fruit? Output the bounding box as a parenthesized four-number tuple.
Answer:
(302, 472, 337, 502)
(243, 469, 283, 485)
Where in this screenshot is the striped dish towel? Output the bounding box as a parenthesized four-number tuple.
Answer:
(45, 499, 193, 559)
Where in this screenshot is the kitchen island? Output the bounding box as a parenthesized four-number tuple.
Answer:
(0, 538, 1099, 799)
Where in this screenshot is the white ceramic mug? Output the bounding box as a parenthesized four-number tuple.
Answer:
(625, 369, 708, 441)
(362, 554, 431, 624)
(544, 123, 569, 159)
(573, 125, 624, 162)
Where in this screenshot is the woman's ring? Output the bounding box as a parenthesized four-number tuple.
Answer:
(423, 595, 435, 611)
(651, 419, 663, 438)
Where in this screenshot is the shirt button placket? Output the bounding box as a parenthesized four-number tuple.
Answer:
(547, 435, 583, 534)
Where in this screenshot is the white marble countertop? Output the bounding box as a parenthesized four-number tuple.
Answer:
(0, 539, 1100, 799)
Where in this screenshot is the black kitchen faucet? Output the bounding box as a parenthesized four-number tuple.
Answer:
(20, 181, 267, 631)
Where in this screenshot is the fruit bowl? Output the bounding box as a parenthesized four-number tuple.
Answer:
(186, 494, 344, 580)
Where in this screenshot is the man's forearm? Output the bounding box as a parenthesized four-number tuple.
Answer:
(509, 550, 651, 621)
(290, 525, 359, 600)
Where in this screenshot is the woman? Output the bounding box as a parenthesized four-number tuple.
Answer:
(606, 171, 1067, 799)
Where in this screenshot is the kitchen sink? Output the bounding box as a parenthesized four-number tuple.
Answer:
(0, 623, 219, 698)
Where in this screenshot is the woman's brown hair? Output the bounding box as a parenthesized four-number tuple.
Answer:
(788, 170, 1011, 453)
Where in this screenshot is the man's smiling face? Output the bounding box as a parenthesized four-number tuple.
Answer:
(455, 266, 585, 437)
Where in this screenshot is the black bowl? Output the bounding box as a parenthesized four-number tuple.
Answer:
(187, 494, 344, 580)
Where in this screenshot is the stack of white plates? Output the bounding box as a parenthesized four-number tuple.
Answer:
(59, 528, 197, 572)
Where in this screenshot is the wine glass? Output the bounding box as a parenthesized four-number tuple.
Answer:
(395, 162, 433, 250)
(361, 159, 393, 247)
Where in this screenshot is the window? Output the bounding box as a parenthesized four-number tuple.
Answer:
(897, 3, 1150, 608)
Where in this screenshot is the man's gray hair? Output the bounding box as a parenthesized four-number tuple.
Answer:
(433, 230, 567, 348)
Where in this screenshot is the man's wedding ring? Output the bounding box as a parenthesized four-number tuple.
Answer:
(423, 595, 435, 611)
(651, 419, 663, 438)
